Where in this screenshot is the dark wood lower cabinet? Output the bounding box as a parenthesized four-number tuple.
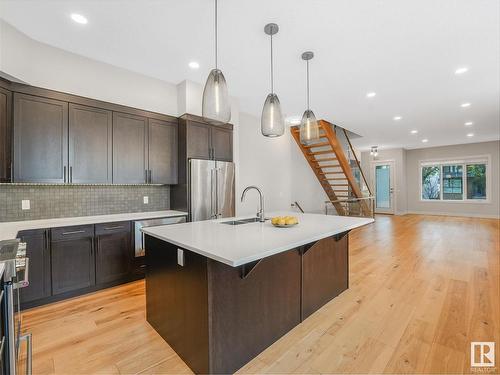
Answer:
(145, 233, 349, 374)
(51, 226, 96, 295)
(95, 222, 132, 285)
(18, 229, 51, 304)
(18, 221, 140, 309)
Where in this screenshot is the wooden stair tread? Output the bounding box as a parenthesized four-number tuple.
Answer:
(308, 150, 334, 155)
(313, 157, 338, 162)
(316, 164, 340, 169)
(303, 142, 330, 148)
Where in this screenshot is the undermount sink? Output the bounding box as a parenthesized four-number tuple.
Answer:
(220, 217, 263, 225)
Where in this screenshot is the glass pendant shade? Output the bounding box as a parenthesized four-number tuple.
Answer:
(300, 109, 320, 145)
(202, 68, 231, 123)
(261, 93, 284, 137)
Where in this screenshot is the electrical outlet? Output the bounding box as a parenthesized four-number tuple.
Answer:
(143, 196, 149, 204)
(21, 200, 30, 210)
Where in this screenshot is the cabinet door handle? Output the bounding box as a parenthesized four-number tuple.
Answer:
(62, 230, 86, 235)
(149, 169, 152, 184)
(145, 169, 148, 184)
(70, 166, 73, 183)
(63, 166, 67, 183)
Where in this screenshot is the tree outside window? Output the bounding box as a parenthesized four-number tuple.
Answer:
(467, 164, 486, 199)
(422, 166, 440, 199)
(421, 161, 488, 201)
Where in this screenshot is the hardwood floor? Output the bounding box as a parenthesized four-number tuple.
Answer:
(20, 214, 499, 374)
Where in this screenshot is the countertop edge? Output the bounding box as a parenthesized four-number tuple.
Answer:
(142, 218, 374, 267)
(0, 210, 188, 241)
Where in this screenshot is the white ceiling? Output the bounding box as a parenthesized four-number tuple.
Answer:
(1, 0, 499, 150)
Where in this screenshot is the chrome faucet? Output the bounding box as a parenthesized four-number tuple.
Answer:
(240, 186, 265, 222)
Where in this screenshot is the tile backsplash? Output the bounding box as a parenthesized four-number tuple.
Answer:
(0, 184, 170, 222)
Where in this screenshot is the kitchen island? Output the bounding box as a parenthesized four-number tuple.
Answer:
(143, 212, 373, 374)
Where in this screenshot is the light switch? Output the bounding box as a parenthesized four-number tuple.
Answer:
(21, 200, 30, 210)
(177, 249, 185, 266)
(143, 196, 149, 204)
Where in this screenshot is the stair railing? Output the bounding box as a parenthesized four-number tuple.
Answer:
(341, 128, 372, 195)
(291, 201, 305, 213)
(324, 196, 375, 218)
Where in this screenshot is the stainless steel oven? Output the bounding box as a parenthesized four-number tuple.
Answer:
(0, 239, 32, 375)
(134, 216, 186, 257)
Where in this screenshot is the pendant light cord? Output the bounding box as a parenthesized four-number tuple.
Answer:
(215, 0, 218, 69)
(270, 33, 274, 94)
(306, 59, 310, 110)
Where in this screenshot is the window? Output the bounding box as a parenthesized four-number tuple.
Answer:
(442, 165, 463, 200)
(420, 158, 489, 202)
(466, 164, 486, 199)
(422, 166, 440, 200)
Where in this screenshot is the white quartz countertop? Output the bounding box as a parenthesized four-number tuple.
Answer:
(0, 210, 188, 241)
(142, 212, 374, 267)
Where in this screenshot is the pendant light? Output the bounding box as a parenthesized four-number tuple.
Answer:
(202, 0, 231, 123)
(299, 51, 320, 145)
(261, 23, 284, 137)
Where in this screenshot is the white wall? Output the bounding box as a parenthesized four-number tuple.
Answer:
(361, 148, 407, 215)
(406, 141, 500, 218)
(0, 20, 178, 116)
(237, 113, 292, 215)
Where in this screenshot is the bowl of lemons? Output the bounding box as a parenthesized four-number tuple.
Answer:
(271, 216, 299, 228)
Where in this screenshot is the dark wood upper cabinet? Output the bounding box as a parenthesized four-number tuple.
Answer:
(13, 93, 68, 183)
(69, 104, 112, 183)
(184, 118, 233, 161)
(148, 119, 178, 184)
(211, 126, 233, 161)
(0, 87, 12, 182)
(186, 121, 211, 159)
(112, 112, 148, 184)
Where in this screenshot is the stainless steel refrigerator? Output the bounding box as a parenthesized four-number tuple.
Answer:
(189, 159, 235, 221)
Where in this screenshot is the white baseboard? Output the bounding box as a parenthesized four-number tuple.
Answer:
(405, 210, 500, 219)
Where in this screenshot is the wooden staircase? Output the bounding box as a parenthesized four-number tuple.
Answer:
(290, 120, 371, 216)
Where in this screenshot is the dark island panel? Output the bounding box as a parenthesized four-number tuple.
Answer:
(207, 250, 302, 374)
(145, 235, 210, 374)
(301, 234, 349, 319)
(145, 232, 350, 374)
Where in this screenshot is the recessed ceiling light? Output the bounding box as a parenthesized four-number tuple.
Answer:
(422, 139, 428, 143)
(410, 130, 418, 134)
(460, 102, 471, 108)
(188, 61, 200, 69)
(393, 116, 402, 121)
(467, 133, 474, 137)
(70, 13, 88, 24)
(455, 67, 468, 75)
(366, 92, 377, 98)
(464, 122, 473, 126)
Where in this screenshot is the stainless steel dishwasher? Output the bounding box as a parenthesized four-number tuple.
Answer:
(134, 216, 186, 257)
